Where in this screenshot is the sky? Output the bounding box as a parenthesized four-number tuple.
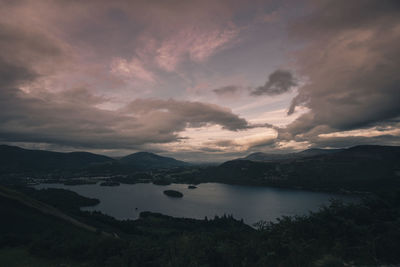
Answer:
(0, 0, 399, 162)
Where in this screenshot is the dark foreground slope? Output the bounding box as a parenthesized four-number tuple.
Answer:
(1, 184, 400, 266)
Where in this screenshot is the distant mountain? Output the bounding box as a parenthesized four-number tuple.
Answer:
(243, 148, 343, 162)
(244, 152, 291, 161)
(119, 151, 189, 170)
(296, 148, 344, 157)
(330, 145, 400, 160)
(0, 145, 191, 174)
(0, 145, 114, 173)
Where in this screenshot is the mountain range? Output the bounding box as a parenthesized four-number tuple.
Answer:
(1, 144, 400, 193)
(0, 145, 188, 173)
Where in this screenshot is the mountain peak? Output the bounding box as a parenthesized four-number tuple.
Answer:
(119, 151, 189, 169)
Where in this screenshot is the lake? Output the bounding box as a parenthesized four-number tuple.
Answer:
(35, 182, 357, 225)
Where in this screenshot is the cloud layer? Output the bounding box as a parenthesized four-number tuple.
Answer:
(0, 0, 399, 160)
(279, 0, 400, 147)
(0, 86, 252, 149)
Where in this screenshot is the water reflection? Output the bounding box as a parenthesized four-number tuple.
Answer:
(35, 182, 357, 225)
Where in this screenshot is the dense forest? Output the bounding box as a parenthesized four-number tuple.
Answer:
(1, 184, 400, 266)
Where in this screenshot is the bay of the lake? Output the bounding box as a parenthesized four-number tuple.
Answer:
(35, 182, 358, 225)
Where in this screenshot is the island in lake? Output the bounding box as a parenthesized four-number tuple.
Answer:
(163, 190, 183, 198)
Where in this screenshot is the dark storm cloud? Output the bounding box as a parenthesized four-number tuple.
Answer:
(279, 0, 400, 146)
(251, 70, 296, 96)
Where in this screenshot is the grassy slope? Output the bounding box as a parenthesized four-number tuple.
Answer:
(0, 186, 98, 233)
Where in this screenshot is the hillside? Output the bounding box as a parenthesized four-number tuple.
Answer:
(119, 151, 189, 170)
(243, 148, 343, 162)
(0, 145, 114, 173)
(201, 145, 400, 192)
(0, 145, 190, 174)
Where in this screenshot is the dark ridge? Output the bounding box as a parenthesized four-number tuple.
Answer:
(119, 151, 189, 170)
(0, 144, 114, 173)
(243, 147, 343, 162)
(206, 145, 400, 192)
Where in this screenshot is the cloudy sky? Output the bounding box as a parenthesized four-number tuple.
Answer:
(1, 0, 399, 161)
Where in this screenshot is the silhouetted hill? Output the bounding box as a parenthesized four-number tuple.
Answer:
(119, 151, 189, 170)
(0, 145, 191, 174)
(331, 145, 400, 160)
(0, 145, 114, 173)
(243, 148, 343, 162)
(296, 148, 344, 157)
(203, 145, 400, 192)
(244, 152, 291, 161)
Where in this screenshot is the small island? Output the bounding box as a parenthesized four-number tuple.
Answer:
(163, 190, 183, 198)
(100, 181, 120, 186)
(188, 185, 197, 189)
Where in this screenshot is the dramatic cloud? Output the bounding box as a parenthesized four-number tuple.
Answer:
(0, 0, 252, 151)
(0, 86, 251, 149)
(279, 0, 400, 146)
(251, 70, 297, 96)
(1, 0, 399, 158)
(123, 98, 249, 131)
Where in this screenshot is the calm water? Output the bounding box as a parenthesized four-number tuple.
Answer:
(35, 182, 357, 225)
